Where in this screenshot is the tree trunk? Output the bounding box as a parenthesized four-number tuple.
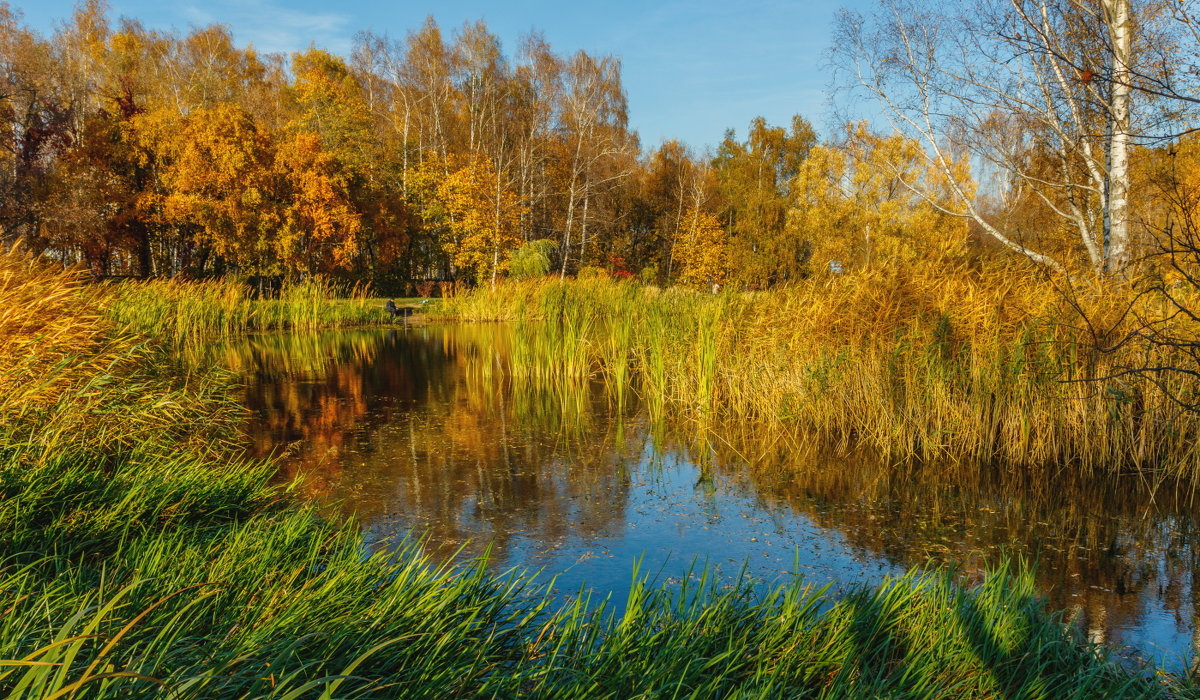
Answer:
(1104, 0, 1132, 275)
(579, 193, 590, 268)
(135, 224, 153, 278)
(492, 163, 503, 289)
(560, 171, 579, 277)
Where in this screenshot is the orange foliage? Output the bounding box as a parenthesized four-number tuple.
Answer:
(275, 132, 363, 272)
(148, 104, 275, 269)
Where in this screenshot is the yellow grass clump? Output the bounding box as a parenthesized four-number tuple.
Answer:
(0, 250, 239, 461)
(436, 264, 1200, 473)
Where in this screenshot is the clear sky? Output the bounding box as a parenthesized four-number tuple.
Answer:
(13, 0, 865, 152)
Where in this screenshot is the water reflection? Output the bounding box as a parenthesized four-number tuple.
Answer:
(194, 326, 1200, 670)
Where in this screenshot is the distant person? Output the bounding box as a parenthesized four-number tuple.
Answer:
(384, 299, 401, 317)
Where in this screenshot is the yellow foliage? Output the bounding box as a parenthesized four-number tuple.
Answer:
(673, 208, 728, 286)
(288, 49, 374, 172)
(1130, 135, 1200, 284)
(436, 155, 526, 282)
(788, 124, 971, 273)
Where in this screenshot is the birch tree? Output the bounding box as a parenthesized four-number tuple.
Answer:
(833, 0, 1147, 276)
(556, 51, 636, 276)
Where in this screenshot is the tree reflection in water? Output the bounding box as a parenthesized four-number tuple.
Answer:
(191, 325, 1200, 670)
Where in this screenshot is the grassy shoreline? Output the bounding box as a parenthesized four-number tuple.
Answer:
(434, 271, 1200, 475)
(103, 276, 394, 343)
(1, 256, 1194, 697)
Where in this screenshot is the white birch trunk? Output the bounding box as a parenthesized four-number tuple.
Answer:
(1104, 0, 1132, 275)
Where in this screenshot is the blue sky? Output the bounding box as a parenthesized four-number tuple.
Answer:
(15, 0, 865, 152)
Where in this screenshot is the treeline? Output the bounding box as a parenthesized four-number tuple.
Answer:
(0, 0, 969, 289)
(0, 1, 634, 284)
(2, 0, 1196, 288)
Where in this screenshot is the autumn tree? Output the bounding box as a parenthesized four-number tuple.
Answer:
(92, 19, 176, 276)
(146, 103, 275, 272)
(623, 141, 713, 283)
(555, 51, 637, 275)
(274, 131, 363, 273)
(288, 48, 404, 276)
(672, 207, 728, 287)
(0, 4, 71, 251)
(160, 25, 278, 119)
(510, 34, 563, 244)
(833, 0, 1150, 276)
(437, 154, 525, 285)
(712, 115, 816, 287)
(788, 124, 972, 273)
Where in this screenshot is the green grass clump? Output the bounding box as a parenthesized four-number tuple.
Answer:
(519, 564, 1168, 699)
(4, 546, 1177, 698)
(0, 251, 1189, 697)
(104, 276, 385, 343)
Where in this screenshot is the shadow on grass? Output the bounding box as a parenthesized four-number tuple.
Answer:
(824, 566, 1163, 699)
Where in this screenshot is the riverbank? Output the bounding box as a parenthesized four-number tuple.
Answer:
(102, 276, 396, 342)
(434, 269, 1200, 475)
(0, 253, 1191, 697)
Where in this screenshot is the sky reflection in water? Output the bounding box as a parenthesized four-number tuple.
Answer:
(192, 325, 1200, 671)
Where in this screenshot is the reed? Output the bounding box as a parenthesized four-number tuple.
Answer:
(433, 268, 1200, 473)
(104, 275, 385, 343)
(0, 250, 1189, 697)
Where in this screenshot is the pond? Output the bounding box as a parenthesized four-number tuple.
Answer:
(192, 325, 1200, 671)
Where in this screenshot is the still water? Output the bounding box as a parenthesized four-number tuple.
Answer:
(194, 325, 1200, 670)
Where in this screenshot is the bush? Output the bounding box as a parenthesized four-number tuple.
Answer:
(577, 265, 609, 280)
(507, 239, 558, 280)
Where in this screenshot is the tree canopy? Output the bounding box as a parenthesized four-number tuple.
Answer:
(2, 0, 1196, 286)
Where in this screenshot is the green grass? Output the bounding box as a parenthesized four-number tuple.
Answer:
(2, 507, 1180, 698)
(103, 276, 395, 343)
(0, 253, 1194, 697)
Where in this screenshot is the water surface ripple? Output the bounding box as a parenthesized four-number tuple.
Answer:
(192, 325, 1200, 671)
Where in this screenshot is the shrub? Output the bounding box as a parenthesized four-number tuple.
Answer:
(508, 239, 558, 280)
